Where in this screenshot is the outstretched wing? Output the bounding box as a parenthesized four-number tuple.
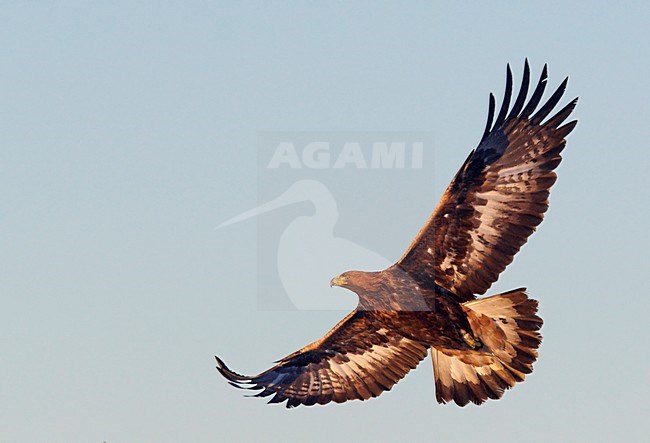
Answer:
(398, 61, 578, 300)
(215, 310, 428, 408)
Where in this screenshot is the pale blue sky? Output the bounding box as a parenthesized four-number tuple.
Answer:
(2, 2, 649, 442)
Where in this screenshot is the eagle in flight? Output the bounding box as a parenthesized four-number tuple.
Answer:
(216, 61, 577, 407)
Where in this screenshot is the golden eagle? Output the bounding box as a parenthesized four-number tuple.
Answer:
(216, 61, 577, 407)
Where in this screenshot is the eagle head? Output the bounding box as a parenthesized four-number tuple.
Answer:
(330, 270, 380, 292)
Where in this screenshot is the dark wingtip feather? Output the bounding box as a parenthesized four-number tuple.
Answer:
(493, 64, 513, 129)
(556, 119, 578, 138)
(507, 59, 530, 120)
(521, 64, 548, 119)
(215, 355, 251, 384)
(228, 381, 248, 390)
(480, 93, 496, 143)
(531, 76, 569, 124)
(544, 97, 579, 129)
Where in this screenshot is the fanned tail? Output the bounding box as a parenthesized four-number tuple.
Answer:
(432, 288, 542, 406)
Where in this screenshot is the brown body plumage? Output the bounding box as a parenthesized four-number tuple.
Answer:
(216, 61, 576, 407)
(330, 268, 477, 350)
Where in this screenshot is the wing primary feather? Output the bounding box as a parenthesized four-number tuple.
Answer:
(531, 77, 569, 124)
(215, 355, 251, 383)
(507, 59, 530, 120)
(544, 97, 579, 129)
(480, 93, 497, 143)
(493, 64, 513, 129)
(521, 64, 548, 119)
(555, 120, 578, 139)
(227, 381, 247, 390)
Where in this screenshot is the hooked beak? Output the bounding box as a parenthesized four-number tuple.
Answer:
(330, 275, 348, 287)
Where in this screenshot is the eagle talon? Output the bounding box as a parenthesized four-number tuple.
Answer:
(461, 329, 482, 350)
